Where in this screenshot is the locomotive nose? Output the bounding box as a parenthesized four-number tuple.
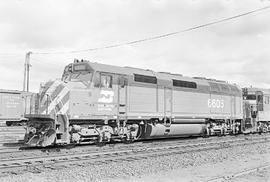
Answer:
(24, 79, 70, 147)
(39, 80, 70, 116)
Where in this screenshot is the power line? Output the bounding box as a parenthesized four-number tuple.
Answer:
(30, 57, 63, 67)
(0, 53, 24, 56)
(32, 5, 270, 55)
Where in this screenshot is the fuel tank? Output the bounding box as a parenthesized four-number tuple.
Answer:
(144, 123, 205, 138)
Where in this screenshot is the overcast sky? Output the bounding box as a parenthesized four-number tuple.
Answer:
(0, 0, 270, 92)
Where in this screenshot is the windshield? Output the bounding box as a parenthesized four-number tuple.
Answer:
(61, 64, 72, 81)
(70, 72, 93, 81)
(73, 64, 88, 72)
(62, 63, 94, 86)
(246, 94, 256, 100)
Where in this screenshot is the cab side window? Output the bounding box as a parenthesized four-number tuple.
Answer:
(100, 74, 112, 88)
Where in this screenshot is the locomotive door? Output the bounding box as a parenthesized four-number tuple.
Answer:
(117, 76, 128, 122)
(164, 87, 172, 125)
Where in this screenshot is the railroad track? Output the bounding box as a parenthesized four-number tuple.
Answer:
(0, 136, 208, 161)
(0, 134, 260, 158)
(0, 134, 269, 176)
(207, 164, 270, 182)
(0, 134, 213, 156)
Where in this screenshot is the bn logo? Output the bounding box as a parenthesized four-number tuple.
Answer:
(98, 90, 114, 103)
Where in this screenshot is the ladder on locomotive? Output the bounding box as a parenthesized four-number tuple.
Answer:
(117, 76, 128, 125)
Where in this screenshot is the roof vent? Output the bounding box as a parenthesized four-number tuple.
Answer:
(193, 77, 206, 80)
(158, 72, 171, 74)
(171, 73, 183, 77)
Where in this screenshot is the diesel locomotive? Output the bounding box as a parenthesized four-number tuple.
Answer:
(242, 87, 270, 133)
(24, 59, 269, 147)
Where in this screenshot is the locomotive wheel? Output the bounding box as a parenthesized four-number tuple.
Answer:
(201, 131, 208, 138)
(6, 121, 12, 126)
(122, 135, 135, 144)
(202, 128, 210, 138)
(95, 135, 107, 146)
(123, 139, 134, 144)
(96, 142, 106, 147)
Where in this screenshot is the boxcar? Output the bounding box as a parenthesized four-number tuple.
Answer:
(0, 89, 35, 126)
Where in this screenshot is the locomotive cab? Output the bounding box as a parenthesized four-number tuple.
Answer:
(62, 60, 94, 85)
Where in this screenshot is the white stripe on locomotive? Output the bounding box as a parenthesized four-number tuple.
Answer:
(40, 80, 62, 107)
(42, 86, 69, 114)
(57, 101, 70, 115)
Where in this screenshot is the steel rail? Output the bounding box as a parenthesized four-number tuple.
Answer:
(0, 134, 268, 159)
(0, 134, 263, 159)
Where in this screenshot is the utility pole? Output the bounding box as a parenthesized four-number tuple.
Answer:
(23, 52, 32, 92)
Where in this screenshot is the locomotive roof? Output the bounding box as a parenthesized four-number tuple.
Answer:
(87, 62, 200, 81)
(85, 61, 238, 86)
(86, 61, 155, 76)
(246, 87, 270, 95)
(72, 60, 241, 93)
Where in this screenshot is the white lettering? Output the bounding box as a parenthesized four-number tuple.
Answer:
(208, 99, 224, 108)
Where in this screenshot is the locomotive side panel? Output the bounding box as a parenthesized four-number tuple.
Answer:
(68, 79, 120, 120)
(172, 91, 210, 116)
(209, 94, 224, 115)
(235, 96, 243, 119)
(69, 89, 93, 119)
(207, 83, 243, 120)
(92, 88, 117, 118)
(128, 85, 157, 113)
(220, 95, 232, 115)
(157, 87, 165, 113)
(258, 91, 270, 121)
(209, 94, 236, 119)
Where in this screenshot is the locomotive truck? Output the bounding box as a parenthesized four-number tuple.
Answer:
(24, 59, 267, 147)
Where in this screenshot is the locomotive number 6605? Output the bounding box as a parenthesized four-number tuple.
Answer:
(208, 99, 225, 108)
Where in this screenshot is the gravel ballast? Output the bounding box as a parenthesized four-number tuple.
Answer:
(1, 138, 270, 182)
